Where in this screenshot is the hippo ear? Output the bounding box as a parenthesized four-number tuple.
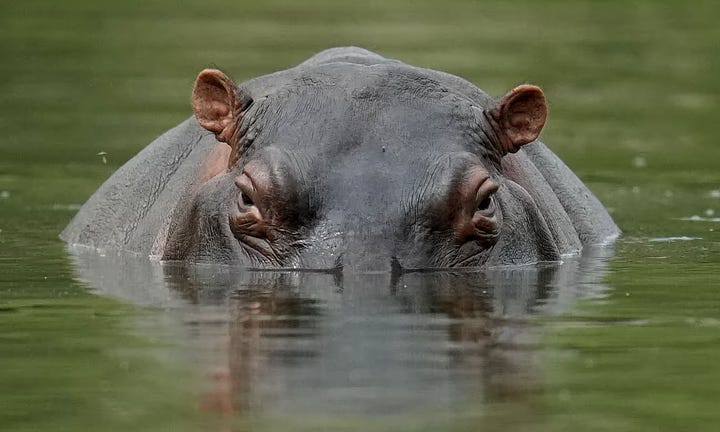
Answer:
(490, 85, 547, 154)
(192, 69, 241, 145)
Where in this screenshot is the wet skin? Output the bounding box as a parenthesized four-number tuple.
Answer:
(61, 47, 619, 271)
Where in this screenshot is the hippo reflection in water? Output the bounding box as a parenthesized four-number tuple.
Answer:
(62, 47, 619, 270)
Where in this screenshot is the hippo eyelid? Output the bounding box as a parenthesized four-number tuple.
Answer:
(474, 178, 499, 210)
(234, 172, 256, 194)
(235, 172, 262, 211)
(471, 178, 500, 236)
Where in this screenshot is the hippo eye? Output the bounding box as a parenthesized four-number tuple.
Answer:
(452, 174, 500, 244)
(230, 173, 267, 239)
(240, 191, 254, 207)
(235, 173, 260, 211)
(478, 196, 493, 212)
(475, 182, 498, 218)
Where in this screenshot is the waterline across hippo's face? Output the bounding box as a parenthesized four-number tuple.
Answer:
(61, 48, 619, 271)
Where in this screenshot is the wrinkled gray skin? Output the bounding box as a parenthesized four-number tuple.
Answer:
(62, 47, 619, 272)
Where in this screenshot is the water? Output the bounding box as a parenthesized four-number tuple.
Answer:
(66, 246, 613, 419)
(1, 1, 719, 431)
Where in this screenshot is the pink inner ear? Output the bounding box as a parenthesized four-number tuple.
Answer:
(500, 85, 547, 152)
(192, 69, 238, 136)
(207, 101, 230, 118)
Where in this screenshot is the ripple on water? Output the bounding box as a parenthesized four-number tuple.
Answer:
(679, 215, 720, 222)
(647, 236, 702, 242)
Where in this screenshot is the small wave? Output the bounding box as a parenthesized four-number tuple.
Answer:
(648, 236, 702, 242)
(51, 204, 82, 211)
(679, 215, 720, 222)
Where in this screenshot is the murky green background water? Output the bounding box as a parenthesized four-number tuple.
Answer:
(1, 1, 719, 431)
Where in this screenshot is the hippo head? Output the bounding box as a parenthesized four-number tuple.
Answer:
(163, 63, 557, 272)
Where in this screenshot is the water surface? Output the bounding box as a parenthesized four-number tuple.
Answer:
(1, 1, 719, 431)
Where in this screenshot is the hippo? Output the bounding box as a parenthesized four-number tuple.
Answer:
(61, 47, 619, 271)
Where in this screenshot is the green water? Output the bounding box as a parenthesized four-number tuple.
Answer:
(1, 1, 719, 431)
